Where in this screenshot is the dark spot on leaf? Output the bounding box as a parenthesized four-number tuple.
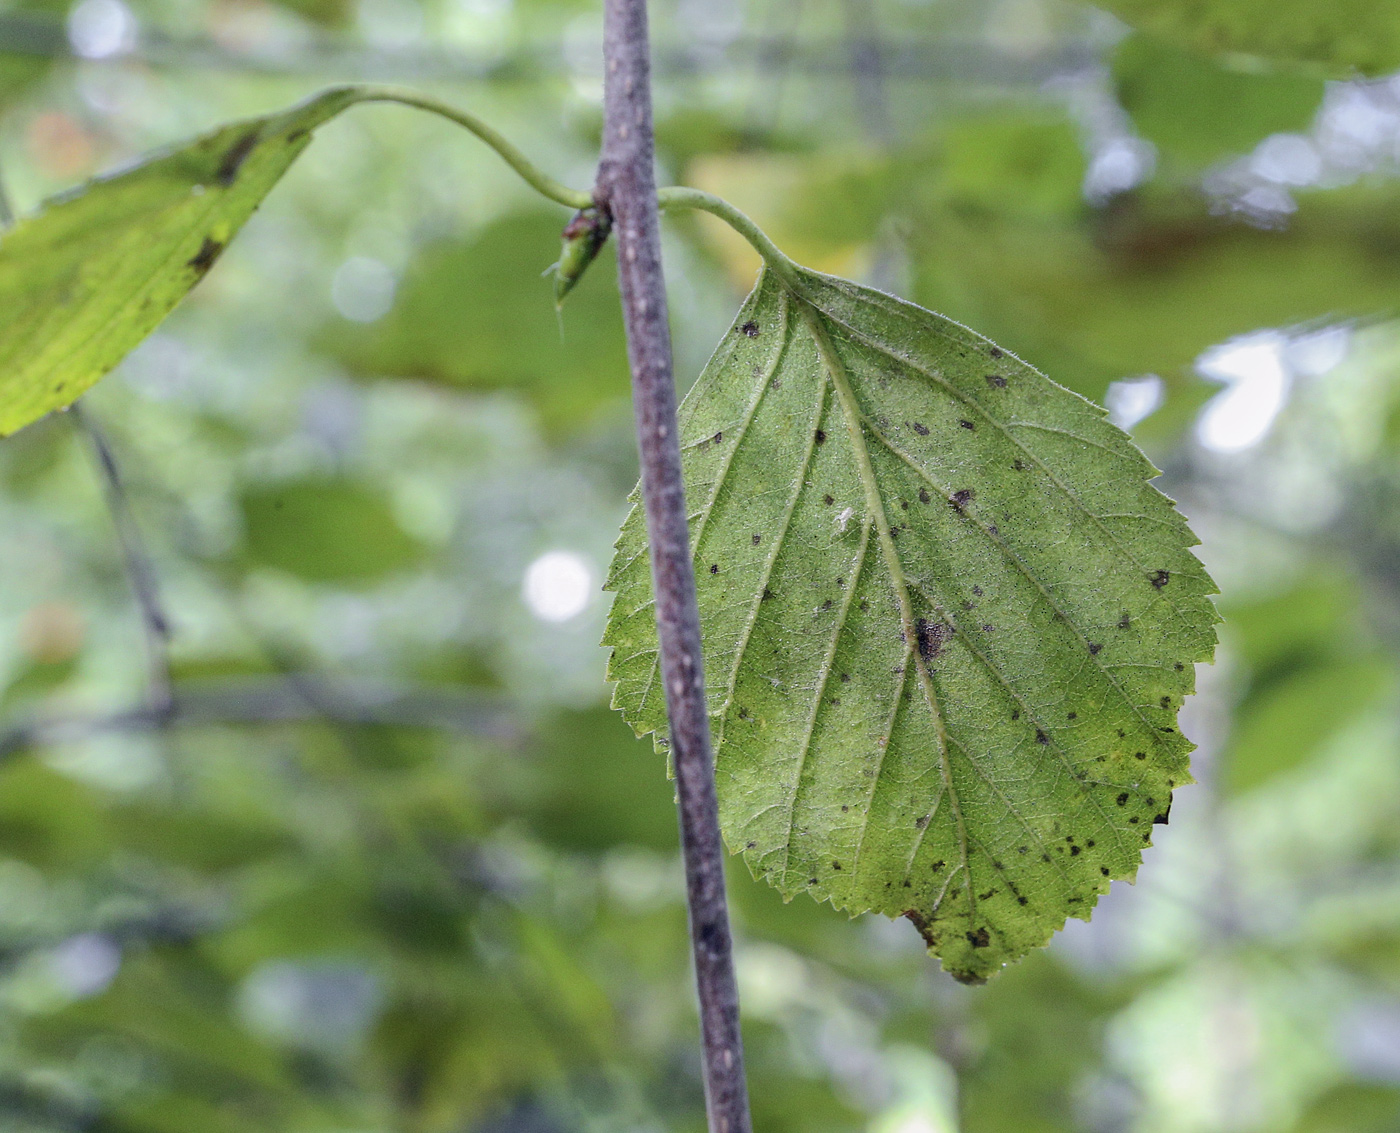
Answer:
(1160, 696, 1171, 708)
(824, 494, 834, 506)
(187, 237, 225, 276)
(1101, 867, 1110, 876)
(809, 878, 818, 885)
(950, 488, 974, 512)
(815, 429, 826, 444)
(931, 859, 945, 871)
(836, 577, 845, 587)
(989, 347, 1003, 358)
(982, 624, 993, 633)
(1151, 570, 1170, 589)
(1035, 730, 1049, 744)
(1087, 840, 1095, 848)
(1018, 846, 1027, 854)
(919, 488, 930, 504)
(1134, 751, 1146, 760)
(966, 928, 990, 948)
(841, 805, 849, 812)
(216, 128, 260, 186)
(1129, 816, 1139, 824)
(1088, 642, 1103, 655)
(914, 813, 931, 830)
(912, 421, 929, 436)
(901, 501, 909, 510)
(1153, 800, 1172, 825)
(821, 599, 833, 610)
(1175, 662, 1184, 671)
(1011, 710, 1020, 721)
(986, 374, 1007, 388)
(762, 588, 774, 600)
(978, 889, 996, 901)
(840, 672, 850, 683)
(832, 861, 842, 870)
(1041, 853, 1051, 862)
(859, 600, 869, 611)
(710, 564, 719, 574)
(1070, 845, 1081, 856)
(1067, 711, 1077, 720)
(959, 420, 975, 431)
(741, 321, 759, 337)
(713, 431, 723, 444)
(753, 533, 761, 545)
(1119, 613, 1131, 628)
(1117, 792, 1129, 805)
(988, 524, 999, 535)
(916, 618, 953, 661)
(746, 840, 756, 849)
(972, 586, 983, 597)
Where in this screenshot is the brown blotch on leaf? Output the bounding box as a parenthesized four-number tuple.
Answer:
(216, 129, 261, 186)
(916, 618, 953, 661)
(187, 237, 225, 276)
(966, 927, 991, 948)
(741, 320, 759, 337)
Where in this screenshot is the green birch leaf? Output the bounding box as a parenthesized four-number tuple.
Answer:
(603, 266, 1218, 983)
(0, 86, 364, 437)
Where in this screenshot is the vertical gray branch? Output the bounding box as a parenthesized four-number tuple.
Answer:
(594, 3, 753, 1132)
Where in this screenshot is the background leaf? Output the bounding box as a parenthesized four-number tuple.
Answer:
(0, 87, 362, 437)
(1091, 0, 1400, 76)
(604, 264, 1218, 982)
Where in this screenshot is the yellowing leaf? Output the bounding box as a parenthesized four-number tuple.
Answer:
(0, 87, 364, 437)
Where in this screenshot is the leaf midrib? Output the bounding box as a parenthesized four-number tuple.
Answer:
(796, 298, 978, 931)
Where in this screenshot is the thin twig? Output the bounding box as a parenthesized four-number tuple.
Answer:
(69, 405, 175, 718)
(0, 674, 517, 758)
(595, 4, 752, 1133)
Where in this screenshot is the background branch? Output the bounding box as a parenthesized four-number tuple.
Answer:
(69, 403, 175, 718)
